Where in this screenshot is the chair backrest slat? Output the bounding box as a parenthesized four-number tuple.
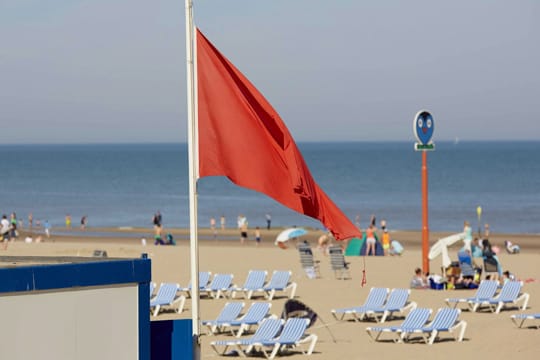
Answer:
(244, 270, 267, 290)
(384, 288, 409, 309)
(496, 281, 522, 302)
(427, 308, 459, 330)
(400, 308, 432, 330)
(364, 287, 389, 307)
(266, 271, 291, 289)
(275, 318, 309, 343)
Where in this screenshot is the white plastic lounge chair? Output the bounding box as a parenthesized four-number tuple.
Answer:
(256, 271, 297, 300)
(230, 270, 268, 299)
(203, 273, 234, 299)
(210, 318, 284, 356)
(253, 318, 318, 359)
(366, 307, 432, 342)
(365, 288, 417, 323)
(202, 302, 245, 335)
(402, 307, 467, 345)
(469, 281, 529, 313)
(331, 287, 389, 321)
(226, 302, 273, 337)
(178, 271, 212, 298)
(149, 282, 185, 317)
(329, 245, 351, 279)
(510, 313, 540, 328)
(445, 280, 499, 311)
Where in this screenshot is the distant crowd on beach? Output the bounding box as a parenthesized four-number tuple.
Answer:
(149, 211, 274, 247)
(1, 211, 91, 249)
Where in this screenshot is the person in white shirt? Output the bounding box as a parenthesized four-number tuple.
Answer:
(1, 214, 11, 250)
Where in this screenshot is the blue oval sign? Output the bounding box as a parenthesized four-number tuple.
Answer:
(414, 110, 434, 145)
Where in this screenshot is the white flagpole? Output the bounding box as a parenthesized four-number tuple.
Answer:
(184, 0, 201, 359)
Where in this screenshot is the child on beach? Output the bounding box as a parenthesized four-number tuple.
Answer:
(410, 267, 429, 289)
(380, 219, 390, 256)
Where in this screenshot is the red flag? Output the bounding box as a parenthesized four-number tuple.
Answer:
(196, 28, 360, 241)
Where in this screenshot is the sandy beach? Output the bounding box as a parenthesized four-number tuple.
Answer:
(3, 227, 540, 359)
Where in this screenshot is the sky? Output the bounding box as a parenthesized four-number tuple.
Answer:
(1, 1, 539, 144)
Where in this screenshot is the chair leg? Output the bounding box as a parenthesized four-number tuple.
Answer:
(518, 293, 530, 310)
(454, 321, 467, 342)
(428, 330, 438, 345)
(305, 334, 318, 355)
(288, 282, 298, 299)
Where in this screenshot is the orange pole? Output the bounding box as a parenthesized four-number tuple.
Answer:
(422, 150, 430, 274)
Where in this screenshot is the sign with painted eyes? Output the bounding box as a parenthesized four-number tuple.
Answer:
(414, 110, 435, 151)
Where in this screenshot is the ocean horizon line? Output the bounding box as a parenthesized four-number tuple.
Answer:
(1, 139, 539, 147)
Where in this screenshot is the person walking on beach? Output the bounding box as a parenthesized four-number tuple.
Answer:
(483, 223, 490, 240)
(81, 215, 87, 230)
(44, 220, 51, 239)
(255, 226, 261, 246)
(152, 211, 162, 237)
(265, 213, 272, 230)
(238, 215, 248, 244)
(220, 215, 226, 230)
(28, 213, 33, 229)
(65, 214, 72, 229)
(10, 213, 18, 241)
(210, 217, 217, 239)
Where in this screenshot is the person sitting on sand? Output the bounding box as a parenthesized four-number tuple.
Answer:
(505, 240, 520, 254)
(410, 267, 429, 289)
(389, 240, 404, 256)
(154, 235, 165, 245)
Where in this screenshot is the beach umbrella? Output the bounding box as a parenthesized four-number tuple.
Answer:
(428, 232, 465, 269)
(275, 228, 308, 249)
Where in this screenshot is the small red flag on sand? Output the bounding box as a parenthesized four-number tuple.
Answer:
(196, 29, 360, 241)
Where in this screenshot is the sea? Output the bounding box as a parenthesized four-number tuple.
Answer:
(0, 141, 539, 235)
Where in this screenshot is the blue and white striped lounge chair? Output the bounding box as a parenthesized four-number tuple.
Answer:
(253, 318, 318, 359)
(402, 307, 467, 345)
(179, 271, 212, 298)
(469, 281, 529, 313)
(510, 313, 540, 328)
(366, 307, 432, 342)
(204, 273, 234, 299)
(331, 287, 389, 321)
(365, 288, 417, 323)
(149, 282, 185, 317)
(230, 270, 268, 299)
(257, 271, 297, 300)
(445, 280, 499, 311)
(210, 318, 284, 356)
(226, 302, 273, 337)
(202, 302, 245, 335)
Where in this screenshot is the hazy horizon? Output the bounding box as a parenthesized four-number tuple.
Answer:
(2, 1, 539, 144)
